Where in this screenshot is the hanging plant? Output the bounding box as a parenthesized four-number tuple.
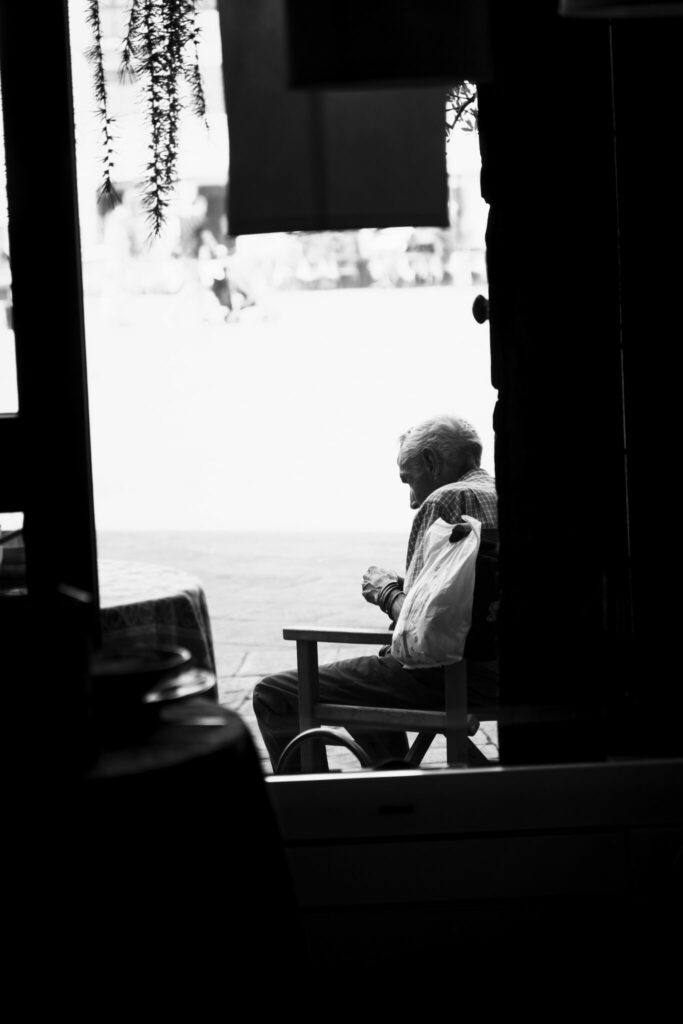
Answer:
(86, 0, 207, 237)
(446, 82, 478, 138)
(86, 0, 119, 207)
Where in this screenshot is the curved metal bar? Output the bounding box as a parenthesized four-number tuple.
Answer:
(275, 727, 373, 775)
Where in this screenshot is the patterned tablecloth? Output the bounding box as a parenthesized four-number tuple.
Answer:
(98, 559, 217, 675)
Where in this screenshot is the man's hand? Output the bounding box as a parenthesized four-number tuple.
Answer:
(362, 566, 400, 605)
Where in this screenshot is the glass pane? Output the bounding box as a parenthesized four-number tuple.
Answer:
(69, 1, 495, 778)
(0, 80, 18, 414)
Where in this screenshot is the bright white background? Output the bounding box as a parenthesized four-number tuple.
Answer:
(82, 284, 495, 533)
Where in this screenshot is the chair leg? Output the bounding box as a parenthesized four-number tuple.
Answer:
(406, 731, 436, 766)
(445, 661, 469, 766)
(296, 639, 327, 772)
(466, 737, 494, 767)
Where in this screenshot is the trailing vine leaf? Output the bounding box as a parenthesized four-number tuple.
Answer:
(446, 82, 479, 138)
(136, 0, 173, 236)
(120, 0, 143, 83)
(161, 0, 183, 197)
(85, 0, 120, 207)
(180, 0, 208, 126)
(88, 0, 208, 237)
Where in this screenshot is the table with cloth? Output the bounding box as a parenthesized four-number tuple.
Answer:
(1, 543, 217, 686)
(98, 559, 217, 677)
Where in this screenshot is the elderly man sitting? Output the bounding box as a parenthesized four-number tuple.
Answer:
(253, 414, 499, 772)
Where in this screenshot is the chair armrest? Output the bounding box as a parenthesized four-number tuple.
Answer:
(283, 627, 393, 772)
(283, 627, 393, 645)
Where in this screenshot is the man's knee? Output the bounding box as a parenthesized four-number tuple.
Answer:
(253, 673, 298, 720)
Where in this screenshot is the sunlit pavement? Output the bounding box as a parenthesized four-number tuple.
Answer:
(81, 282, 497, 534)
(98, 529, 500, 777)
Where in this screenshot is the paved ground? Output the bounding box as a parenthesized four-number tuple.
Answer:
(97, 530, 499, 775)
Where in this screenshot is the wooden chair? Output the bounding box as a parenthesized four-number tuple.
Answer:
(275, 528, 500, 774)
(275, 626, 485, 774)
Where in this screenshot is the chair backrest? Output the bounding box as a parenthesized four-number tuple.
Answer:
(463, 527, 499, 662)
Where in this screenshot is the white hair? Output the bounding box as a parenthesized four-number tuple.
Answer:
(399, 415, 483, 473)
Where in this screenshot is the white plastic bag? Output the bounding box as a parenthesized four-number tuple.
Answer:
(391, 515, 481, 668)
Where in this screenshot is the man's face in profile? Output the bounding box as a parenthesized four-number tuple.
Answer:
(398, 450, 433, 510)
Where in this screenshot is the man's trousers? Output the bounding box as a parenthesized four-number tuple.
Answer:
(253, 649, 498, 772)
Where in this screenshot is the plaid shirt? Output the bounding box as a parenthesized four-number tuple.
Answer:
(403, 467, 498, 592)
